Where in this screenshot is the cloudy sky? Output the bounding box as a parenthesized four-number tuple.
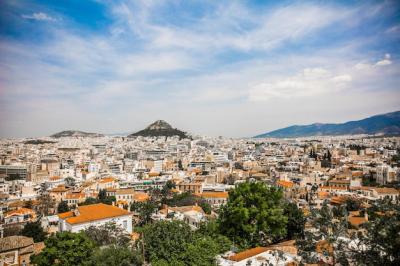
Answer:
(0, 0, 399, 138)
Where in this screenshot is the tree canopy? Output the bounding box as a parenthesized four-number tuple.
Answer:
(30, 232, 95, 266)
(57, 201, 70, 213)
(142, 220, 230, 265)
(21, 221, 47, 243)
(218, 182, 287, 248)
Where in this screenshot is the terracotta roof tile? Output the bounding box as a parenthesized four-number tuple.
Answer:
(60, 203, 130, 225)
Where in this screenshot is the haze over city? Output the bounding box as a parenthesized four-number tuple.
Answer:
(0, 0, 399, 138)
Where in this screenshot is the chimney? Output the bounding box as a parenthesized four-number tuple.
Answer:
(364, 211, 368, 221)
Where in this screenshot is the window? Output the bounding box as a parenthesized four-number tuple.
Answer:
(123, 220, 127, 229)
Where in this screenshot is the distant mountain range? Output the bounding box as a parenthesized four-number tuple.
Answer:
(255, 111, 400, 138)
(128, 120, 189, 139)
(50, 130, 104, 138)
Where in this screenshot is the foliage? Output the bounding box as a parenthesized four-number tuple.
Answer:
(57, 201, 70, 213)
(350, 200, 400, 265)
(88, 245, 142, 266)
(21, 221, 47, 242)
(83, 222, 131, 247)
(199, 200, 211, 214)
(218, 182, 287, 248)
(131, 200, 158, 226)
(37, 194, 56, 216)
(223, 175, 236, 185)
(142, 220, 193, 264)
(3, 225, 22, 237)
(344, 198, 360, 212)
(283, 202, 305, 239)
(178, 160, 183, 170)
(296, 202, 349, 265)
(166, 192, 198, 207)
(31, 231, 95, 266)
(197, 220, 232, 253)
(297, 200, 400, 265)
(97, 189, 115, 205)
(143, 220, 228, 265)
(64, 177, 76, 187)
(161, 180, 176, 202)
(79, 197, 99, 206)
(180, 236, 221, 266)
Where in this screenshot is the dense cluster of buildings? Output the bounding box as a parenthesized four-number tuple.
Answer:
(0, 134, 399, 265)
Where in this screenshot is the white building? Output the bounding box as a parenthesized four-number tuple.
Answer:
(58, 203, 132, 233)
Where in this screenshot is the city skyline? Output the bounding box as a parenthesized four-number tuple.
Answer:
(1, 0, 400, 138)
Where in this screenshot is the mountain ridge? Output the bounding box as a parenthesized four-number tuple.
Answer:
(50, 130, 104, 138)
(128, 120, 189, 139)
(255, 111, 400, 138)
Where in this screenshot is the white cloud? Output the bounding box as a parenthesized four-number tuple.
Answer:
(332, 74, 352, 83)
(375, 54, 392, 66)
(21, 12, 58, 22)
(354, 62, 372, 70)
(355, 54, 393, 69)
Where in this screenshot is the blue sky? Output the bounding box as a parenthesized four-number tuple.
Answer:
(0, 0, 399, 138)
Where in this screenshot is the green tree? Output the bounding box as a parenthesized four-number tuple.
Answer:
(283, 202, 305, 239)
(350, 200, 400, 265)
(178, 160, 183, 170)
(166, 192, 198, 207)
(131, 200, 158, 225)
(97, 189, 115, 205)
(89, 245, 142, 266)
(64, 177, 76, 187)
(344, 197, 361, 212)
(142, 220, 193, 264)
(218, 182, 287, 248)
(57, 201, 70, 213)
(31, 232, 95, 266)
(296, 202, 350, 265)
(197, 220, 232, 253)
(180, 236, 221, 266)
(79, 197, 99, 206)
(199, 200, 211, 215)
(37, 194, 56, 216)
(84, 222, 131, 247)
(21, 221, 47, 243)
(143, 220, 228, 265)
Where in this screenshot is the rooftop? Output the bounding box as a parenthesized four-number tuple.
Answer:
(58, 203, 130, 225)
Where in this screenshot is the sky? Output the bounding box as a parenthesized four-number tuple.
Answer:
(0, 0, 399, 138)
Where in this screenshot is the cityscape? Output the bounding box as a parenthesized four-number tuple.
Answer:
(1, 1, 400, 266)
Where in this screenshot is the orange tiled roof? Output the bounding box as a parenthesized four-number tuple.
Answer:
(348, 216, 367, 227)
(373, 187, 399, 195)
(65, 193, 85, 199)
(320, 186, 348, 191)
(58, 211, 74, 219)
(116, 188, 135, 195)
(60, 203, 130, 225)
(148, 172, 160, 177)
(201, 191, 228, 199)
(134, 192, 149, 202)
(5, 208, 35, 218)
(99, 177, 115, 183)
(277, 180, 294, 188)
(50, 185, 68, 193)
(229, 247, 269, 262)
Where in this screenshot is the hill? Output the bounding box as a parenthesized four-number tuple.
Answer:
(50, 130, 104, 138)
(255, 111, 400, 138)
(128, 120, 189, 139)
